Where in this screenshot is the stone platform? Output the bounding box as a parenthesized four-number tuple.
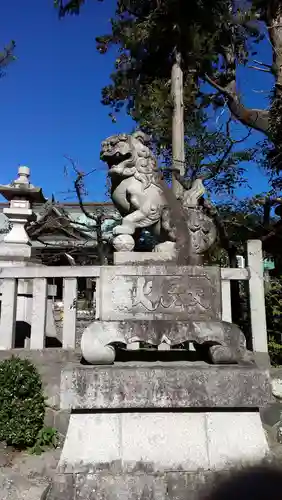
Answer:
(61, 363, 271, 410)
(46, 363, 273, 500)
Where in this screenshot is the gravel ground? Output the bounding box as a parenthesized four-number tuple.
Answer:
(0, 444, 61, 500)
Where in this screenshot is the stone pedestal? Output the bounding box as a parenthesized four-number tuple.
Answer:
(50, 260, 272, 500)
(80, 265, 252, 365)
(46, 364, 273, 500)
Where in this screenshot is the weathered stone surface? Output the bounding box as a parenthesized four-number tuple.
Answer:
(59, 414, 121, 474)
(99, 265, 221, 321)
(0, 447, 61, 500)
(81, 319, 243, 347)
(206, 412, 269, 468)
(59, 413, 209, 474)
(46, 464, 282, 500)
(49, 472, 209, 500)
(272, 378, 282, 399)
(261, 402, 282, 427)
(121, 413, 209, 471)
(164, 471, 212, 500)
(44, 474, 74, 500)
(80, 319, 252, 365)
(60, 364, 272, 410)
(0, 470, 49, 500)
(58, 412, 269, 474)
(72, 469, 267, 500)
(114, 251, 175, 265)
(0, 243, 31, 261)
(75, 473, 166, 500)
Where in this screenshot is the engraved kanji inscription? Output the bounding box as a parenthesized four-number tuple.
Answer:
(100, 266, 221, 321)
(131, 274, 218, 317)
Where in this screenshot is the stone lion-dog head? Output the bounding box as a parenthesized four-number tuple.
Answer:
(100, 131, 160, 189)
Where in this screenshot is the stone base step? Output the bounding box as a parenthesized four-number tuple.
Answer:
(58, 411, 270, 476)
(47, 409, 273, 500)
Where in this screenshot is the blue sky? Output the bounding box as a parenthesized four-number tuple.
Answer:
(0, 1, 275, 202)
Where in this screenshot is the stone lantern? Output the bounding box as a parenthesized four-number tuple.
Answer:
(0, 166, 45, 261)
(0, 166, 58, 347)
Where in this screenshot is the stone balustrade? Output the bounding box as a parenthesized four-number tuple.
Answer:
(0, 239, 268, 356)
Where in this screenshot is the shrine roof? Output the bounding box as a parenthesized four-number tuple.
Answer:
(0, 200, 120, 243)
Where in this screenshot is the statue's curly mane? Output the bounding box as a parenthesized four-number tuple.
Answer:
(103, 131, 162, 191)
(133, 153, 161, 190)
(129, 135, 161, 190)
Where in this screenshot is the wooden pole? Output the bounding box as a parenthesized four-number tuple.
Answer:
(171, 52, 185, 196)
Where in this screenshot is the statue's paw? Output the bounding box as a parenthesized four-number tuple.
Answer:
(81, 321, 126, 365)
(113, 224, 135, 235)
(209, 344, 236, 364)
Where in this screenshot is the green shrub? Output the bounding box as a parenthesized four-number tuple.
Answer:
(28, 426, 59, 455)
(268, 336, 282, 367)
(0, 356, 46, 448)
(266, 278, 282, 338)
(265, 277, 282, 366)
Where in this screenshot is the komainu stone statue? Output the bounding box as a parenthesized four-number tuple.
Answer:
(80, 131, 253, 368)
(100, 131, 216, 257)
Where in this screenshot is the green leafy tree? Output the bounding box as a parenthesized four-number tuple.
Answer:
(55, 1, 267, 193)
(56, 1, 282, 191)
(166, 113, 257, 196)
(55, 0, 249, 141)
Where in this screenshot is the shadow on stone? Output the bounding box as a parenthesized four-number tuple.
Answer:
(15, 321, 31, 348)
(14, 322, 62, 348)
(202, 465, 282, 500)
(115, 347, 211, 363)
(45, 337, 63, 348)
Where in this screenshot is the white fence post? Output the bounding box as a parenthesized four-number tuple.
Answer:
(247, 239, 268, 353)
(62, 278, 77, 349)
(95, 278, 100, 320)
(30, 278, 48, 349)
(0, 279, 17, 349)
(221, 280, 232, 323)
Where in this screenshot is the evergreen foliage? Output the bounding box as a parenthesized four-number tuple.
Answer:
(0, 357, 46, 448)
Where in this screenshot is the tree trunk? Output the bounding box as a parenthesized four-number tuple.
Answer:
(205, 3, 282, 139)
(268, 3, 282, 88)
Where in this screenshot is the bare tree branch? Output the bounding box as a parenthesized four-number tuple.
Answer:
(0, 41, 16, 70)
(64, 155, 110, 264)
(204, 75, 270, 134)
(248, 65, 272, 73)
(64, 155, 97, 221)
(202, 121, 253, 181)
(253, 59, 274, 69)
